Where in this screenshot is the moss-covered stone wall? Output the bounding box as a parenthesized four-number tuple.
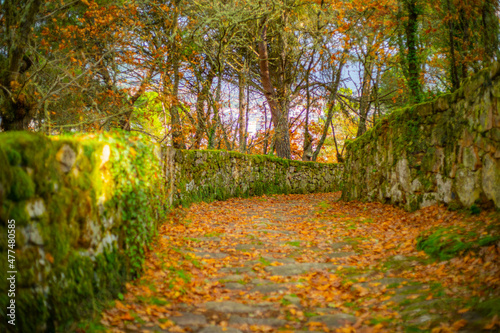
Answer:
(0, 132, 165, 332)
(0, 132, 342, 332)
(164, 148, 344, 207)
(342, 62, 500, 211)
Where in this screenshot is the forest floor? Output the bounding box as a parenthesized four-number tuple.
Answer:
(90, 193, 500, 333)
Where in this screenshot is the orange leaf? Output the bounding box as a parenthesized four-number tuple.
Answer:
(451, 319, 467, 330)
(45, 253, 54, 264)
(120, 312, 134, 321)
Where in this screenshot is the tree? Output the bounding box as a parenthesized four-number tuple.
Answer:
(0, 0, 43, 130)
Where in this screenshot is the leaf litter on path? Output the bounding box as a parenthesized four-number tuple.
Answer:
(96, 192, 500, 333)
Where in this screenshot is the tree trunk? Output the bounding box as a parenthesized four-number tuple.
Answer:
(263, 105, 269, 155)
(244, 83, 250, 152)
(481, 0, 500, 61)
(302, 57, 314, 161)
(238, 67, 247, 153)
(446, 0, 460, 91)
(0, 0, 43, 131)
(312, 57, 346, 160)
(169, 59, 186, 149)
(257, 22, 291, 159)
(404, 0, 422, 103)
(330, 120, 344, 163)
(193, 70, 214, 149)
(356, 55, 373, 137)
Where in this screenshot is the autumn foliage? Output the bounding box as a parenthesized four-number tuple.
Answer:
(1, 0, 498, 160)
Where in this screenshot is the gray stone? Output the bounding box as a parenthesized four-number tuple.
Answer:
(307, 313, 357, 328)
(203, 301, 261, 313)
(396, 158, 411, 192)
(81, 217, 101, 248)
(436, 174, 452, 204)
(261, 256, 296, 264)
(99, 144, 110, 167)
(250, 284, 287, 294)
(251, 278, 271, 285)
(224, 282, 246, 290)
(383, 294, 412, 304)
(411, 179, 423, 192)
(421, 193, 437, 208)
(265, 263, 335, 277)
(220, 274, 245, 282)
(235, 243, 261, 251)
(56, 144, 76, 173)
(254, 221, 279, 227)
(220, 266, 253, 274)
(95, 231, 117, 255)
(197, 236, 222, 242)
(390, 184, 403, 204)
(326, 252, 356, 258)
(257, 229, 294, 235)
(403, 299, 441, 312)
(393, 284, 427, 294)
(329, 242, 350, 250)
(283, 295, 301, 306)
(172, 313, 207, 326)
(455, 168, 480, 206)
(26, 199, 46, 218)
(482, 154, 500, 207)
(410, 314, 439, 325)
(198, 326, 243, 333)
(197, 252, 228, 259)
(374, 277, 409, 285)
(23, 223, 44, 245)
(228, 315, 286, 327)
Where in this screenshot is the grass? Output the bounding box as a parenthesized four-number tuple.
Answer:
(136, 296, 170, 306)
(204, 232, 223, 237)
(183, 237, 201, 243)
(474, 297, 500, 316)
(416, 225, 500, 260)
(258, 256, 272, 266)
(281, 299, 292, 306)
(74, 299, 117, 332)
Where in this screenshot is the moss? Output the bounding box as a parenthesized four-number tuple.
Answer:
(417, 225, 500, 260)
(0, 146, 13, 200)
(9, 167, 35, 201)
(2, 200, 30, 226)
(6, 148, 22, 166)
(17, 246, 42, 290)
(15, 288, 50, 333)
(1, 132, 57, 198)
(475, 297, 500, 317)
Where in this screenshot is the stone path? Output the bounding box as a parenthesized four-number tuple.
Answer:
(99, 193, 500, 333)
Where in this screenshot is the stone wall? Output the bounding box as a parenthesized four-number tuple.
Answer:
(164, 148, 344, 207)
(0, 132, 165, 332)
(342, 63, 500, 211)
(0, 132, 342, 332)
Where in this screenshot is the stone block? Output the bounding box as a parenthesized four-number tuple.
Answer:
(56, 144, 76, 173)
(482, 154, 500, 208)
(436, 174, 452, 204)
(435, 95, 450, 112)
(396, 158, 411, 192)
(455, 168, 481, 207)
